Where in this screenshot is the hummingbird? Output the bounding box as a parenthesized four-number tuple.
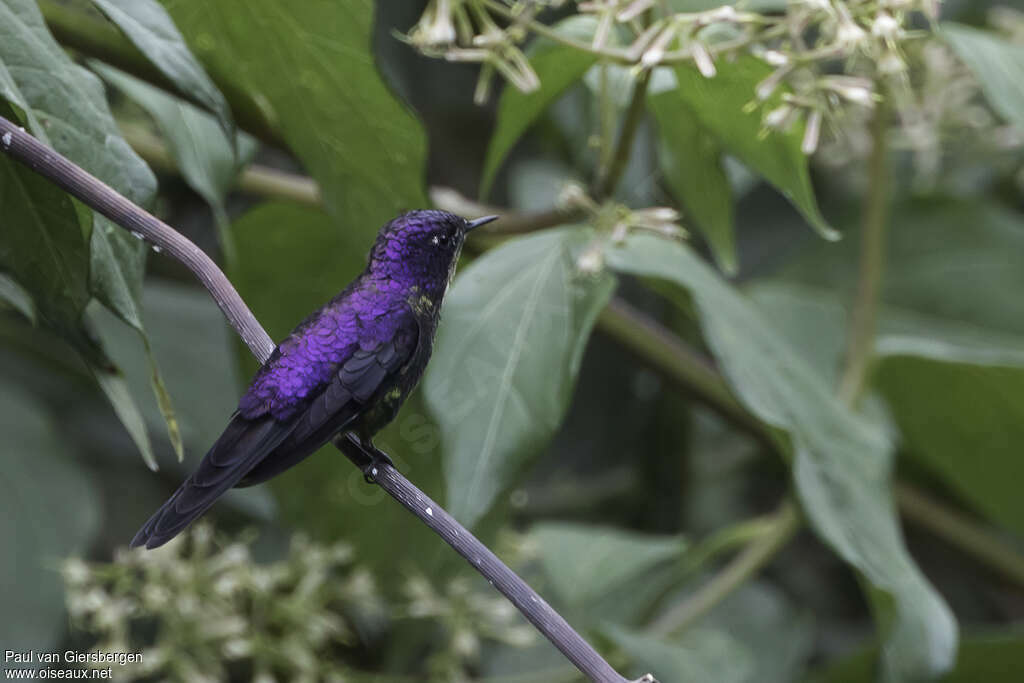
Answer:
(131, 210, 498, 549)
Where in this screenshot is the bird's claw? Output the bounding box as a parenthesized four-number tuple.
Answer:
(356, 438, 395, 484)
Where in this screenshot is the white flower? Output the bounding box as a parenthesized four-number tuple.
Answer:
(872, 13, 901, 39)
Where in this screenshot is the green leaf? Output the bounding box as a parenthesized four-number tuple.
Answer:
(88, 280, 274, 517)
(89, 0, 233, 138)
(0, 0, 156, 204)
(809, 631, 1024, 683)
(943, 23, 1024, 133)
(530, 522, 685, 610)
(93, 63, 257, 260)
(90, 361, 158, 471)
(750, 280, 1024, 536)
(606, 235, 957, 681)
(481, 16, 600, 196)
(0, 380, 101, 657)
(0, 0, 177, 465)
(0, 105, 91, 341)
(669, 57, 836, 239)
(606, 624, 754, 683)
(424, 229, 615, 526)
(649, 93, 736, 273)
(164, 0, 427, 230)
(0, 272, 35, 323)
(229, 201, 369, 343)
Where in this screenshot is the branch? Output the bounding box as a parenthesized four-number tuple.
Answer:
(838, 99, 891, 404)
(593, 68, 652, 200)
(123, 125, 321, 206)
(0, 115, 650, 683)
(428, 186, 578, 235)
(649, 499, 800, 636)
(895, 483, 1024, 587)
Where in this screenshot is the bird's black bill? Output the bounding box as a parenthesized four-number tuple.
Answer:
(465, 215, 499, 232)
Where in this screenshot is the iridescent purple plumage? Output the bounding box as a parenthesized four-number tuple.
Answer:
(131, 210, 497, 549)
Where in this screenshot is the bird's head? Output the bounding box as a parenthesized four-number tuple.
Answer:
(366, 210, 498, 292)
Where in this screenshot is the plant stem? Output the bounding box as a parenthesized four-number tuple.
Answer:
(428, 186, 580, 235)
(122, 126, 321, 206)
(838, 99, 891, 404)
(593, 68, 652, 200)
(596, 298, 766, 439)
(649, 500, 800, 637)
(0, 114, 647, 683)
(896, 483, 1024, 587)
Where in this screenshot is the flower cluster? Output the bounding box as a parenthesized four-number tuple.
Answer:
(398, 572, 536, 680)
(406, 1, 938, 147)
(63, 525, 384, 682)
(63, 525, 541, 682)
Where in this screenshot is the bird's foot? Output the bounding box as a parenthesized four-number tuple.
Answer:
(352, 436, 395, 483)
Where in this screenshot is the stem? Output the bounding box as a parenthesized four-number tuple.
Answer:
(428, 186, 579, 235)
(896, 483, 1024, 587)
(838, 99, 890, 404)
(596, 298, 766, 439)
(0, 115, 647, 683)
(598, 62, 615, 176)
(649, 500, 800, 637)
(123, 126, 321, 206)
(482, 0, 631, 62)
(593, 68, 651, 200)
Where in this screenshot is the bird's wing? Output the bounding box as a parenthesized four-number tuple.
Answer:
(237, 310, 420, 487)
(129, 413, 299, 549)
(131, 304, 419, 549)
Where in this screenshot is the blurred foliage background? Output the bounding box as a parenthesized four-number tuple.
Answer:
(2, 0, 1024, 681)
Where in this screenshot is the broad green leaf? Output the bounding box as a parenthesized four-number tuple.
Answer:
(606, 624, 754, 683)
(0, 0, 155, 204)
(0, 0, 177, 464)
(606, 234, 956, 681)
(876, 351, 1024, 535)
(91, 282, 242, 454)
(649, 94, 736, 273)
(694, 581, 815, 683)
(230, 202, 368, 343)
(89, 0, 233, 137)
(670, 57, 836, 239)
(775, 199, 1024, 534)
(750, 280, 1024, 536)
(809, 631, 1024, 683)
(530, 522, 685, 615)
(0, 380, 101, 657)
(164, 0, 427, 231)
(0, 105, 90, 342)
(0, 272, 34, 323)
(90, 360, 158, 471)
(481, 16, 599, 196)
(424, 229, 615, 526)
(783, 200, 1024, 337)
(94, 63, 257, 259)
(944, 23, 1024, 133)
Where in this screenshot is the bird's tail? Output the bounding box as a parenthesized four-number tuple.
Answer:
(130, 414, 295, 549)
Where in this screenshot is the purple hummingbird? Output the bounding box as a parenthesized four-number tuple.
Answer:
(131, 210, 498, 549)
